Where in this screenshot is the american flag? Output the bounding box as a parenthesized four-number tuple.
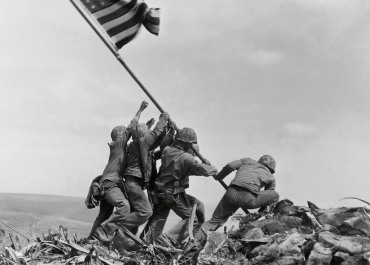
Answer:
(78, 0, 160, 49)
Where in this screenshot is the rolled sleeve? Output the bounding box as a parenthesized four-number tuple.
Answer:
(143, 114, 169, 149)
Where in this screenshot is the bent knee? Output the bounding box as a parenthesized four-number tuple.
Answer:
(271, 190, 280, 202)
(137, 208, 153, 222)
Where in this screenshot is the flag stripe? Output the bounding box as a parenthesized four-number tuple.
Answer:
(93, 0, 132, 19)
(106, 3, 147, 37)
(142, 8, 160, 35)
(115, 32, 137, 49)
(76, 0, 159, 50)
(101, 4, 140, 32)
(96, 0, 138, 24)
(112, 23, 141, 48)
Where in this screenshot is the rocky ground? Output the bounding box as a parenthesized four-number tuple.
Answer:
(2, 199, 370, 265)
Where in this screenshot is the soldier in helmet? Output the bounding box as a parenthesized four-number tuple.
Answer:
(193, 155, 279, 244)
(141, 128, 218, 244)
(114, 111, 170, 237)
(90, 101, 149, 241)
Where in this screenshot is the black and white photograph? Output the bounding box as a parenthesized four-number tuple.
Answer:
(0, 1, 370, 264)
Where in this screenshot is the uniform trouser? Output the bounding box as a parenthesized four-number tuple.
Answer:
(142, 192, 200, 244)
(89, 177, 153, 237)
(118, 177, 153, 234)
(88, 198, 115, 238)
(195, 185, 279, 242)
(156, 195, 205, 246)
(90, 185, 131, 237)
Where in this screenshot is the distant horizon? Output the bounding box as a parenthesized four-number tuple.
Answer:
(0, 191, 85, 199)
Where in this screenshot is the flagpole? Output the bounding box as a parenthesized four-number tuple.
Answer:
(70, 0, 165, 114)
(70, 0, 230, 193)
(70, 0, 119, 57)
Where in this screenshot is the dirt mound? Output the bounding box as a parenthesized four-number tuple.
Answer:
(2, 199, 370, 265)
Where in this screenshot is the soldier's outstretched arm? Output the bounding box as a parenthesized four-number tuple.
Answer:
(213, 158, 245, 181)
(143, 112, 170, 148)
(189, 159, 218, 177)
(131, 101, 149, 125)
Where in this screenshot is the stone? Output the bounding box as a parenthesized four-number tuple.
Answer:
(306, 243, 332, 265)
(318, 231, 370, 255)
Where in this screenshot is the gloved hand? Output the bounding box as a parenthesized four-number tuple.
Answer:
(160, 112, 170, 120)
(168, 120, 176, 131)
(146, 118, 155, 129)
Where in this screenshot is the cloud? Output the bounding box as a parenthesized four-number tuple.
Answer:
(285, 123, 318, 136)
(244, 49, 284, 68)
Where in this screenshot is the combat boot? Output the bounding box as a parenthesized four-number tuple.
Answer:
(93, 227, 115, 242)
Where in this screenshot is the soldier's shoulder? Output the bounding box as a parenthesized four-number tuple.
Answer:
(241, 157, 256, 164)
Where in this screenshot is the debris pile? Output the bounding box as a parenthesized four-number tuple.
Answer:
(196, 199, 370, 265)
(2, 199, 370, 265)
(0, 225, 181, 265)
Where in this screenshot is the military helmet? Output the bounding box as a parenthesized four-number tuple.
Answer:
(132, 123, 151, 140)
(258, 155, 276, 174)
(111, 126, 126, 141)
(176, 127, 197, 143)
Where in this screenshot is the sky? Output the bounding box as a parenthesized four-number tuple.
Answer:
(1, 0, 370, 220)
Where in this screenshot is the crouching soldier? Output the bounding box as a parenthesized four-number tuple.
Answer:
(194, 155, 279, 244)
(90, 101, 148, 241)
(141, 128, 218, 244)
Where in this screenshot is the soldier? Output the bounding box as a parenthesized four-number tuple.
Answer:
(141, 128, 218, 244)
(154, 144, 206, 247)
(119, 111, 170, 235)
(194, 155, 279, 244)
(90, 101, 149, 241)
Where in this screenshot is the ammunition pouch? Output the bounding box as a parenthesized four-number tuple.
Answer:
(154, 179, 186, 206)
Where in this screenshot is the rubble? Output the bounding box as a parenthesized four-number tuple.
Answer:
(2, 199, 370, 264)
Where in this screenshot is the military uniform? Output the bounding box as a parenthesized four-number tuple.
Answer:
(195, 157, 279, 242)
(155, 195, 205, 247)
(142, 145, 218, 243)
(88, 118, 138, 239)
(117, 113, 169, 234)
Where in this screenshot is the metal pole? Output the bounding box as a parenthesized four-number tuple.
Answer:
(70, 0, 119, 57)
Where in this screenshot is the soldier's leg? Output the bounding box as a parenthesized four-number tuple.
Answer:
(242, 190, 279, 211)
(160, 194, 205, 246)
(88, 199, 114, 239)
(194, 186, 240, 243)
(161, 193, 197, 244)
(187, 194, 205, 224)
(141, 202, 171, 242)
(100, 187, 131, 237)
(121, 178, 153, 233)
